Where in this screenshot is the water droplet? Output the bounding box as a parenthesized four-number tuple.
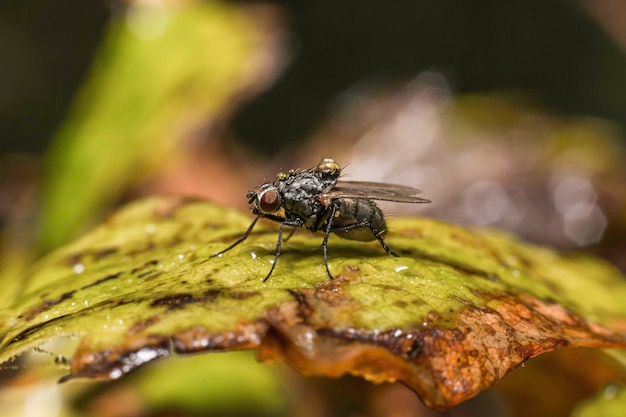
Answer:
(73, 263, 85, 274)
(395, 264, 409, 273)
(54, 354, 71, 368)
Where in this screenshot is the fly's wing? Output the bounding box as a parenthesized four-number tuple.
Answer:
(324, 181, 431, 203)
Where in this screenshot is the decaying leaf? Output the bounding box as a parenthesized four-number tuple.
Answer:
(1, 196, 625, 410)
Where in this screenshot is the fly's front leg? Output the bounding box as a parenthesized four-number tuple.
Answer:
(263, 222, 284, 282)
(263, 218, 303, 282)
(210, 216, 260, 258)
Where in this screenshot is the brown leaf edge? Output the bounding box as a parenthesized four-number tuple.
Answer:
(60, 271, 626, 411)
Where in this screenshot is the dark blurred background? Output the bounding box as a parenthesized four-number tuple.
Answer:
(2, 0, 626, 153)
(0, 0, 109, 152)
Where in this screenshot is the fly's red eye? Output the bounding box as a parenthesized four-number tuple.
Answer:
(258, 188, 281, 214)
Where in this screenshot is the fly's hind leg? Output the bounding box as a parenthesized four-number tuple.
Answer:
(330, 220, 400, 257)
(321, 204, 339, 279)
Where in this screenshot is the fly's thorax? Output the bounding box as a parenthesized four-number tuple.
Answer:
(331, 198, 387, 241)
(277, 171, 326, 226)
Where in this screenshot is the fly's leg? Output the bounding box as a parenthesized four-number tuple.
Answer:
(210, 214, 302, 281)
(263, 222, 284, 281)
(263, 218, 303, 282)
(210, 216, 260, 258)
(283, 226, 297, 242)
(322, 203, 339, 279)
(331, 221, 399, 257)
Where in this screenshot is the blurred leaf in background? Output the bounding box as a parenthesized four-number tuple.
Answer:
(36, 0, 273, 254)
(572, 383, 626, 417)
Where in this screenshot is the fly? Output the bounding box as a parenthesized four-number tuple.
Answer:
(210, 158, 430, 281)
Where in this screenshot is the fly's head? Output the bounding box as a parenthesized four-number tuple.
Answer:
(247, 183, 283, 216)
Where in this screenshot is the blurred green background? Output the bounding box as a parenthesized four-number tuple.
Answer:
(1, 1, 626, 416)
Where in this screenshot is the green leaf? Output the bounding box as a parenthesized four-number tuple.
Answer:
(2, 196, 626, 410)
(37, 1, 258, 252)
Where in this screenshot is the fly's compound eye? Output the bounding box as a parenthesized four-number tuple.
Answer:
(257, 187, 282, 214)
(316, 158, 341, 179)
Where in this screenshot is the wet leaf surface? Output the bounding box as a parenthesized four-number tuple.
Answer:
(1, 196, 626, 410)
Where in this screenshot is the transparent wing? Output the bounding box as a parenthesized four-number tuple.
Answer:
(324, 181, 431, 203)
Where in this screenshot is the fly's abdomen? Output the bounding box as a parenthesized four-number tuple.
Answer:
(331, 198, 387, 241)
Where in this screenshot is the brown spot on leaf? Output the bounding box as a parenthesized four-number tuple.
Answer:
(203, 289, 222, 301)
(81, 272, 123, 290)
(231, 291, 260, 300)
(137, 271, 158, 279)
(66, 247, 118, 265)
(130, 259, 159, 274)
(150, 294, 198, 311)
(23, 291, 76, 320)
(126, 316, 162, 336)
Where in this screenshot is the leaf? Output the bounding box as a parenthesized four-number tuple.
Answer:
(37, 1, 259, 252)
(1, 196, 626, 410)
